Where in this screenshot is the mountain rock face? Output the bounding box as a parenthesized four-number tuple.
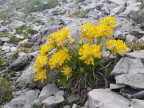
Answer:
(0, 0, 144, 108)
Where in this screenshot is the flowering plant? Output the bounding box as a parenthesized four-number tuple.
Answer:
(33, 16, 127, 100)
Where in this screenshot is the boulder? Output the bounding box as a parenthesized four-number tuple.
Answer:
(8, 54, 33, 71)
(16, 64, 36, 89)
(3, 89, 40, 108)
(87, 89, 131, 108)
(125, 34, 138, 44)
(110, 84, 125, 90)
(108, 0, 126, 5)
(116, 74, 144, 90)
(112, 57, 144, 75)
(131, 99, 144, 108)
(125, 50, 144, 63)
(42, 91, 64, 107)
(9, 20, 25, 29)
(34, 83, 59, 105)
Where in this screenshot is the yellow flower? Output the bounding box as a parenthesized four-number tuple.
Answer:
(34, 69, 47, 83)
(80, 22, 100, 39)
(46, 28, 70, 48)
(97, 24, 113, 38)
(99, 16, 117, 29)
(34, 55, 48, 70)
(79, 44, 102, 65)
(48, 48, 71, 69)
(69, 38, 75, 44)
(105, 40, 127, 55)
(39, 43, 52, 55)
(61, 66, 72, 80)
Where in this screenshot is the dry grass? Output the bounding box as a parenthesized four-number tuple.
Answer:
(128, 40, 144, 51)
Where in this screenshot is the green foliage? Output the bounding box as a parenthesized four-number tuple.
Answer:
(129, 40, 144, 51)
(18, 47, 31, 53)
(33, 105, 41, 108)
(16, 26, 37, 35)
(0, 0, 59, 20)
(60, 99, 80, 107)
(34, 19, 45, 25)
(50, 17, 55, 21)
(70, 9, 90, 18)
(0, 56, 4, 69)
(20, 42, 33, 48)
(10, 36, 21, 45)
(12, 51, 19, 59)
(75, 0, 85, 4)
(14, 0, 58, 14)
(3, 71, 16, 80)
(0, 32, 12, 37)
(0, 79, 13, 106)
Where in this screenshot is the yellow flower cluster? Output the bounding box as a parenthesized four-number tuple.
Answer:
(34, 28, 71, 82)
(79, 44, 102, 65)
(48, 48, 71, 69)
(80, 22, 99, 39)
(39, 43, 52, 55)
(98, 24, 113, 38)
(80, 16, 116, 40)
(61, 66, 72, 80)
(46, 28, 70, 48)
(99, 16, 117, 29)
(105, 40, 127, 55)
(33, 55, 48, 82)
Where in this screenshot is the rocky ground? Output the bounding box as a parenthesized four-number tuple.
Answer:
(0, 0, 144, 108)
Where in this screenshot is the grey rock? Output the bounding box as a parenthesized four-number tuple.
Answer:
(110, 84, 125, 90)
(108, 0, 126, 5)
(34, 83, 59, 105)
(0, 37, 10, 45)
(64, 106, 71, 108)
(3, 89, 40, 108)
(1, 46, 10, 52)
(67, 94, 80, 103)
(9, 20, 25, 29)
(32, 25, 42, 31)
(125, 34, 138, 44)
(114, 31, 125, 39)
(72, 104, 80, 108)
(131, 8, 144, 24)
(12, 88, 31, 98)
(125, 50, 144, 63)
(42, 91, 64, 107)
(11, 47, 17, 52)
(131, 99, 144, 108)
(116, 74, 144, 89)
(110, 4, 126, 15)
(112, 57, 144, 75)
(0, 26, 10, 32)
(120, 87, 139, 99)
(15, 34, 24, 39)
(87, 89, 130, 108)
(16, 64, 36, 88)
(8, 54, 32, 71)
(112, 57, 129, 75)
(120, 2, 141, 17)
(138, 36, 144, 42)
(132, 90, 144, 99)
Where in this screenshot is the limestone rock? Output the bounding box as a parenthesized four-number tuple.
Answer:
(116, 74, 144, 89)
(34, 83, 59, 105)
(3, 89, 40, 108)
(87, 89, 131, 108)
(9, 20, 25, 29)
(42, 91, 64, 107)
